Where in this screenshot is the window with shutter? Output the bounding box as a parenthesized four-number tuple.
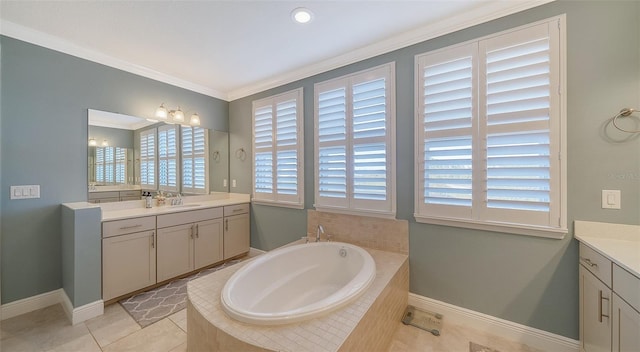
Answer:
(182, 126, 209, 194)
(158, 124, 179, 193)
(315, 63, 396, 217)
(139, 128, 157, 190)
(414, 17, 566, 238)
(94, 146, 127, 185)
(252, 88, 304, 208)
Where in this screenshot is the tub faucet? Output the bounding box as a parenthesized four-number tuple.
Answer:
(316, 225, 325, 242)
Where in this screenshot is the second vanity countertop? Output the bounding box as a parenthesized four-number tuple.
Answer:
(574, 220, 640, 278)
(100, 193, 251, 221)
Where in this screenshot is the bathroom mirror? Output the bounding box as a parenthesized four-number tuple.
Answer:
(87, 109, 229, 200)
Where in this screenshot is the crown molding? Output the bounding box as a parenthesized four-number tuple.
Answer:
(227, 0, 555, 101)
(0, 20, 229, 101)
(1, 0, 554, 103)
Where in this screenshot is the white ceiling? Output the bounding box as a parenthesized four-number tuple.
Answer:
(0, 1, 550, 101)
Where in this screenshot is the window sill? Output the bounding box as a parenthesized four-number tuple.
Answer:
(315, 205, 396, 220)
(251, 199, 304, 210)
(414, 214, 567, 239)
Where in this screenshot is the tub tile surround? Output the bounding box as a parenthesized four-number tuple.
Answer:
(307, 210, 409, 254)
(187, 247, 409, 352)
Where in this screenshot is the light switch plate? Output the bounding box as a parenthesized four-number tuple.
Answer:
(602, 190, 621, 209)
(10, 185, 40, 200)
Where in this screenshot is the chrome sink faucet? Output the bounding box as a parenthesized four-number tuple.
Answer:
(316, 224, 325, 242)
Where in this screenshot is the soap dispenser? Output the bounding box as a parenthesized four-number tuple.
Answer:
(144, 192, 152, 208)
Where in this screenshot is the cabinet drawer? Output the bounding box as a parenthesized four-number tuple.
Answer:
(120, 190, 141, 197)
(157, 207, 223, 228)
(89, 191, 120, 200)
(224, 203, 249, 216)
(579, 243, 612, 287)
(613, 264, 640, 313)
(103, 216, 156, 238)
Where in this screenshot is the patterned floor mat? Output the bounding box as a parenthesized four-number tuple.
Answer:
(119, 258, 242, 327)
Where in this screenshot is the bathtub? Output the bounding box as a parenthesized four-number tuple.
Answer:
(220, 241, 376, 325)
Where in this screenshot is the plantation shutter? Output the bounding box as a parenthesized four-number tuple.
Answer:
(182, 126, 208, 194)
(478, 22, 559, 227)
(315, 63, 395, 216)
(252, 88, 303, 206)
(95, 147, 105, 184)
(316, 82, 348, 208)
(275, 99, 299, 201)
(139, 128, 156, 190)
(114, 147, 127, 184)
(158, 124, 179, 192)
(416, 43, 476, 220)
(253, 105, 274, 197)
(415, 18, 563, 235)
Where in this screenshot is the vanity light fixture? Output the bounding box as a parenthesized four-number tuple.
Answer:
(88, 138, 97, 147)
(291, 7, 313, 24)
(154, 103, 201, 126)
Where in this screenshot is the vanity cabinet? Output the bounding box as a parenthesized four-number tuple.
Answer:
(223, 204, 250, 259)
(156, 208, 223, 282)
(102, 216, 156, 301)
(89, 190, 142, 203)
(579, 242, 640, 352)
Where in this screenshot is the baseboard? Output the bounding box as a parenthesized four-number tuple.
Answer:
(1, 289, 64, 320)
(408, 293, 580, 352)
(61, 291, 104, 325)
(1, 288, 104, 325)
(249, 247, 267, 256)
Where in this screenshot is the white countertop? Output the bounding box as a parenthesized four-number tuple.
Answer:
(574, 220, 640, 278)
(99, 193, 250, 221)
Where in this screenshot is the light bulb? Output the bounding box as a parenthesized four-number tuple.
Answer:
(155, 103, 168, 119)
(88, 138, 97, 146)
(173, 107, 185, 122)
(190, 113, 201, 126)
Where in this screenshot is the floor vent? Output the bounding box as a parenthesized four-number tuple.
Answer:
(401, 305, 443, 336)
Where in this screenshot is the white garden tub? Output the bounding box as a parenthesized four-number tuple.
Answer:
(220, 242, 376, 325)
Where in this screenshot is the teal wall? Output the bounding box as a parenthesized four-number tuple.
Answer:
(0, 36, 228, 304)
(229, 1, 640, 339)
(1, 0, 638, 341)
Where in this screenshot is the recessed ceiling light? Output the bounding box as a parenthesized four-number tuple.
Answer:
(291, 7, 313, 24)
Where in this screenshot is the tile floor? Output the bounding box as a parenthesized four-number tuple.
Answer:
(0, 302, 541, 352)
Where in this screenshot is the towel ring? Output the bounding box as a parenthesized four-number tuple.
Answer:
(612, 108, 639, 133)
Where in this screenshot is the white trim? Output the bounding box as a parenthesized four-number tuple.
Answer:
(227, 0, 555, 100)
(0, 2, 553, 102)
(408, 293, 579, 352)
(0, 289, 104, 325)
(251, 199, 305, 210)
(249, 247, 267, 256)
(414, 214, 567, 239)
(61, 291, 104, 325)
(0, 20, 227, 101)
(1, 289, 64, 320)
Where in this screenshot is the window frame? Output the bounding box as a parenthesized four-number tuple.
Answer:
(414, 16, 567, 238)
(251, 88, 305, 209)
(314, 63, 397, 219)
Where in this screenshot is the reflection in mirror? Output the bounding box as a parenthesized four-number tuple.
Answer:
(87, 109, 229, 202)
(210, 130, 229, 193)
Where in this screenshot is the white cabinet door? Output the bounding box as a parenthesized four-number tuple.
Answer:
(612, 293, 640, 352)
(103, 230, 156, 301)
(194, 219, 223, 269)
(157, 224, 194, 282)
(224, 213, 250, 259)
(580, 265, 612, 352)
